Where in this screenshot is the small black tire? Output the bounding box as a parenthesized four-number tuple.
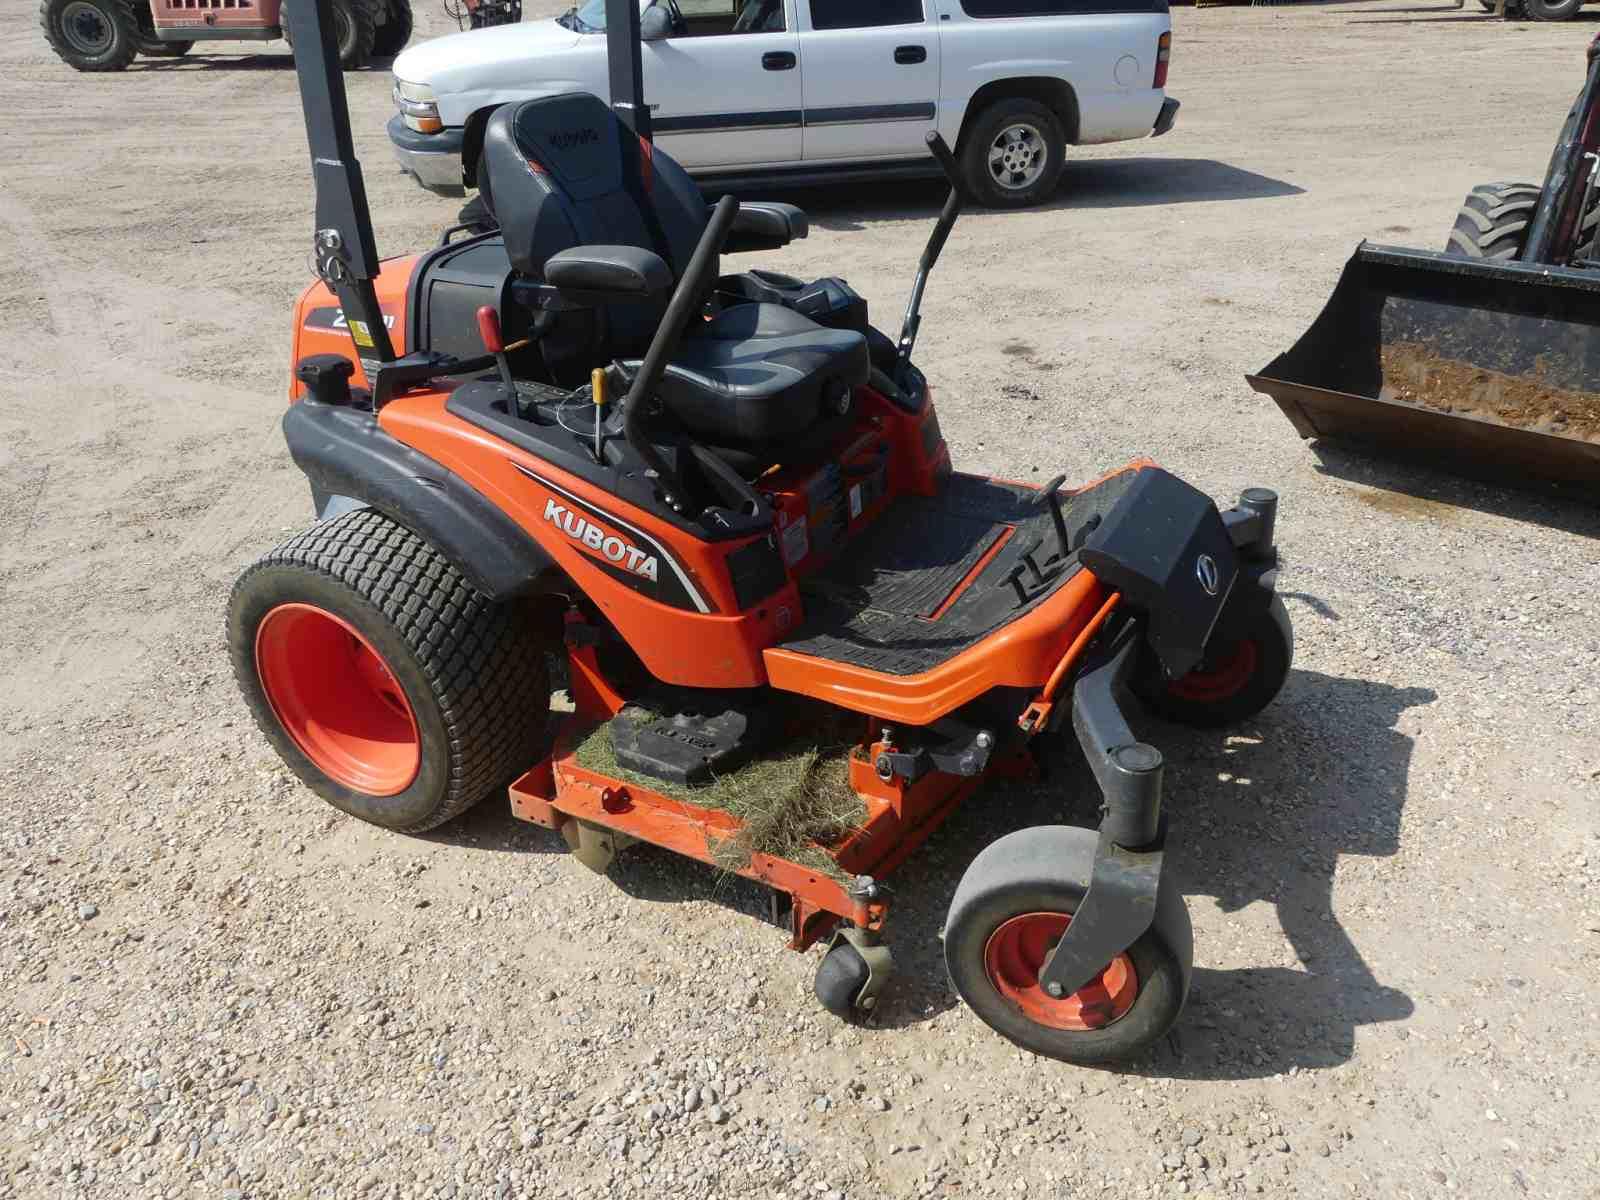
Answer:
(1142, 594, 1294, 728)
(1445, 181, 1541, 261)
(945, 826, 1193, 1065)
(1524, 0, 1579, 17)
(227, 509, 551, 833)
(959, 97, 1067, 209)
(371, 0, 412, 56)
(40, 0, 138, 70)
(814, 941, 871, 1019)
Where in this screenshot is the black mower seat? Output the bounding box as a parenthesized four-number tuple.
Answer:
(642, 303, 869, 444)
(477, 94, 849, 373)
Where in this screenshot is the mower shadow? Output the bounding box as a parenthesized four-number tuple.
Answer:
(1310, 442, 1600, 540)
(737, 158, 1303, 231)
(855, 661, 1436, 1074)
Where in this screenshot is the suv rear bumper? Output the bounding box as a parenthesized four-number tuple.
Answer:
(388, 116, 467, 197)
(1152, 96, 1180, 138)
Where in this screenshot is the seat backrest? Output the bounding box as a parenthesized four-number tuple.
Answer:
(479, 94, 713, 370)
(480, 93, 708, 283)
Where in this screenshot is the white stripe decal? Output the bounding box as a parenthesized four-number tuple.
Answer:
(509, 461, 713, 614)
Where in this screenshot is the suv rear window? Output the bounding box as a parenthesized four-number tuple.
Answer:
(959, 0, 1165, 15)
(809, 0, 924, 30)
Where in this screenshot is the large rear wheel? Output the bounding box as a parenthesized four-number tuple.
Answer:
(1445, 181, 1541, 261)
(945, 826, 1193, 1064)
(1524, 0, 1580, 18)
(282, 0, 376, 68)
(227, 509, 551, 832)
(370, 0, 412, 56)
(40, 0, 137, 70)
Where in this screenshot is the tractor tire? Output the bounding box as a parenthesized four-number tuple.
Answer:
(371, 0, 412, 56)
(959, 97, 1067, 209)
(283, 0, 376, 68)
(227, 509, 552, 833)
(1524, 0, 1580, 17)
(945, 825, 1193, 1064)
(1445, 181, 1541, 261)
(40, 0, 138, 70)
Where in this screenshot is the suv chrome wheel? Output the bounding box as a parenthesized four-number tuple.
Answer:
(988, 122, 1046, 191)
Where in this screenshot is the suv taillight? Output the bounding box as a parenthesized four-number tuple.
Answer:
(1154, 32, 1171, 89)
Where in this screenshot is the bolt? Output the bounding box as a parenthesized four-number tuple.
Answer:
(1044, 982, 1065, 999)
(975, 731, 994, 749)
(875, 755, 893, 781)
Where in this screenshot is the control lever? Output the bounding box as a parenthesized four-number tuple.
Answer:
(475, 306, 529, 400)
(1029, 473, 1072, 561)
(895, 131, 966, 379)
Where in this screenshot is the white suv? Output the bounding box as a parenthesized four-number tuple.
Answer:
(389, 0, 1176, 208)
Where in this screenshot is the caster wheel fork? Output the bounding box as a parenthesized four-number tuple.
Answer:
(814, 927, 895, 1020)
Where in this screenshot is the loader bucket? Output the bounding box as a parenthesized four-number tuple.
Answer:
(1247, 243, 1600, 504)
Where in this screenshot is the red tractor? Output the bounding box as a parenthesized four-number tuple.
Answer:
(40, 0, 412, 71)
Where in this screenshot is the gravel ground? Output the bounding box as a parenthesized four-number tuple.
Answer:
(3, 2, 1600, 1199)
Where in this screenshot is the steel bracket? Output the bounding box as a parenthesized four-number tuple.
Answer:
(561, 818, 637, 875)
(826, 926, 895, 1013)
(1036, 820, 1165, 999)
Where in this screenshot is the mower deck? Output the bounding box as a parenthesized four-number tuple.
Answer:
(509, 713, 1001, 951)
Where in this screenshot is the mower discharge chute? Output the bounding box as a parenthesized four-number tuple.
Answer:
(247, 0, 1295, 1064)
(1249, 35, 1600, 504)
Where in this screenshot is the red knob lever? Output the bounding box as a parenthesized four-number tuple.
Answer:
(476, 305, 504, 355)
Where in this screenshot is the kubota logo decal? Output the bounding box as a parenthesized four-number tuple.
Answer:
(544, 498, 658, 582)
(550, 128, 600, 150)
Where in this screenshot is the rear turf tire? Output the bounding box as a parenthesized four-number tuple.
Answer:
(227, 509, 551, 833)
(1445, 181, 1541, 261)
(1524, 0, 1580, 17)
(945, 826, 1193, 1064)
(40, 0, 138, 70)
(370, 0, 412, 56)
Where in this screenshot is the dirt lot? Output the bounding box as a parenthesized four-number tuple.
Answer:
(3, 3, 1600, 1198)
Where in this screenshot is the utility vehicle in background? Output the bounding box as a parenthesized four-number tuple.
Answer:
(388, 0, 1178, 208)
(40, 0, 411, 71)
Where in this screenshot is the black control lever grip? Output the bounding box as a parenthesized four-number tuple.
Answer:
(919, 131, 965, 274)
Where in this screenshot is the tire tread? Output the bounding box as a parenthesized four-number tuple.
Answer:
(230, 509, 548, 831)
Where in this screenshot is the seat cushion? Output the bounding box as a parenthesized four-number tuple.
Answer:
(643, 304, 870, 444)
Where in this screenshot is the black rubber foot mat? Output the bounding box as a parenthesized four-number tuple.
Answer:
(778, 472, 1137, 676)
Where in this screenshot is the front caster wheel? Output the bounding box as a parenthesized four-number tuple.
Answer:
(1144, 594, 1294, 728)
(814, 929, 894, 1020)
(945, 826, 1192, 1064)
(227, 509, 551, 832)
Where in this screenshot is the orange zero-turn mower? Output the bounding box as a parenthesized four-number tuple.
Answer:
(230, 0, 1294, 1064)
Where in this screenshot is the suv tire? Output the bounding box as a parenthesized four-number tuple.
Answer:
(960, 97, 1067, 209)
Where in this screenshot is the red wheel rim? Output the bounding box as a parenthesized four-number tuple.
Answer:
(1167, 638, 1259, 704)
(254, 603, 420, 796)
(983, 912, 1138, 1031)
